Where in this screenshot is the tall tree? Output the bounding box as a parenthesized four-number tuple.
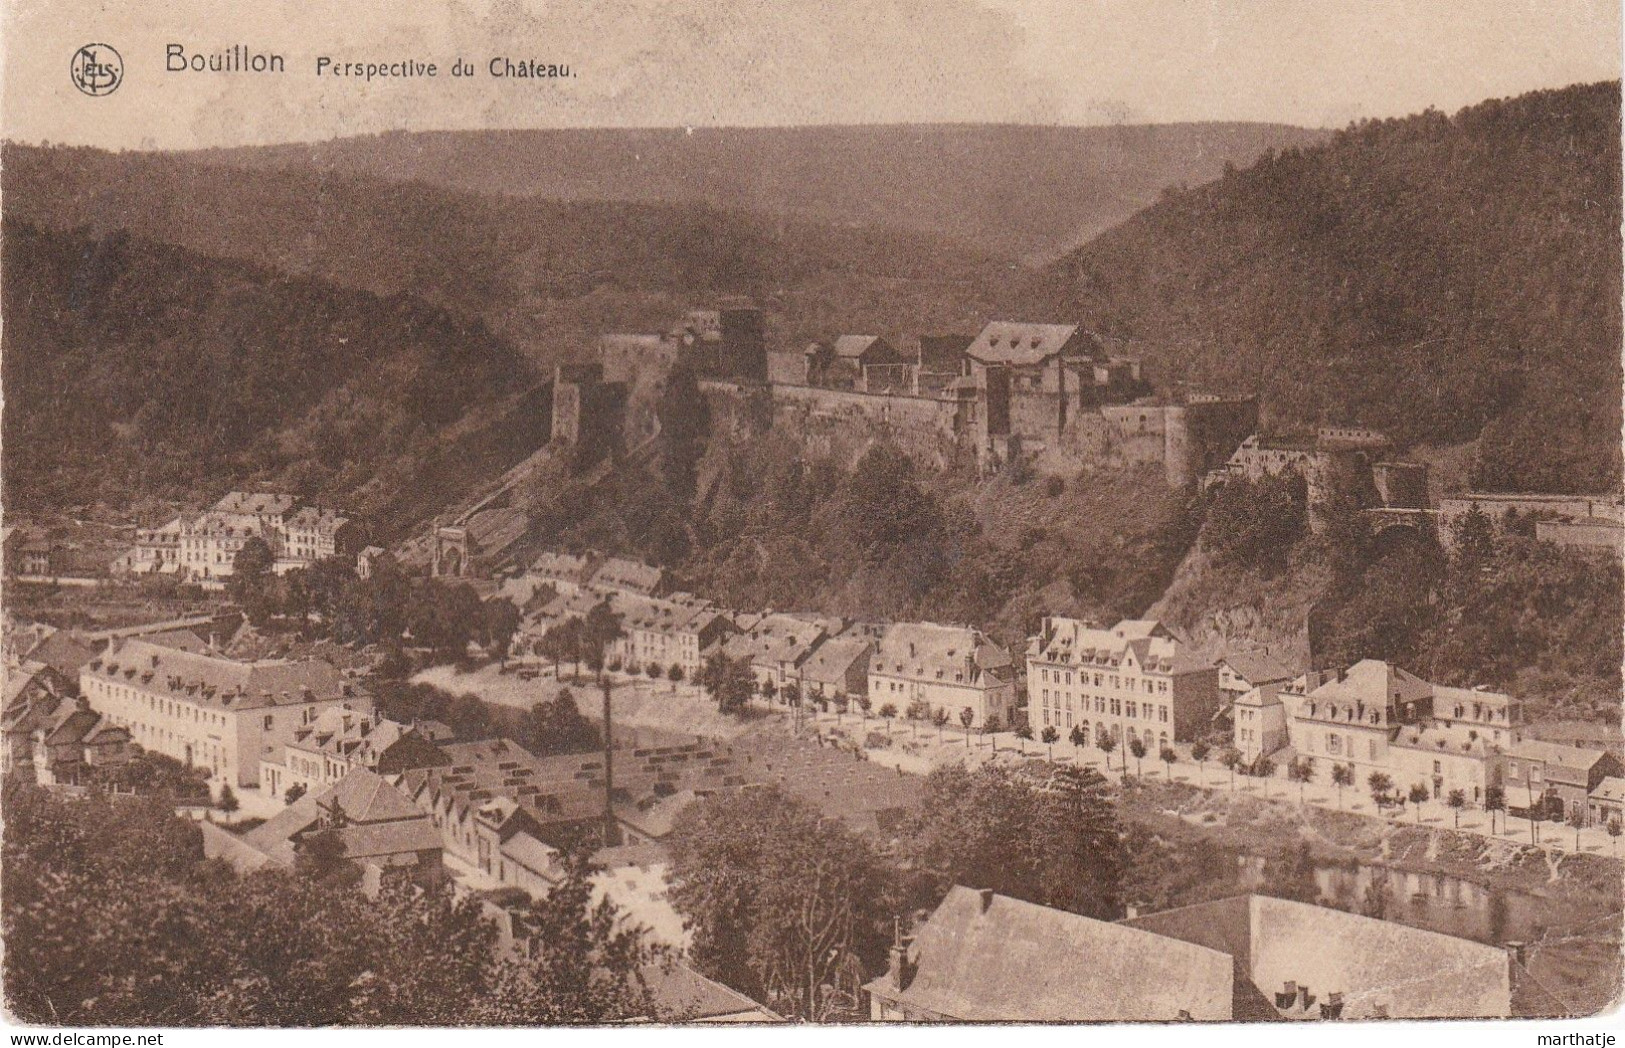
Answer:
(668, 787, 888, 1020)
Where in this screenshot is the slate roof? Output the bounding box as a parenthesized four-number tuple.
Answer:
(531, 551, 593, 586)
(242, 768, 438, 866)
(213, 492, 297, 516)
(290, 708, 418, 767)
(287, 507, 349, 530)
(23, 631, 101, 678)
(140, 628, 211, 654)
(1298, 660, 1432, 723)
(833, 335, 883, 359)
(722, 613, 828, 670)
(1029, 618, 1204, 675)
(498, 830, 560, 879)
(3, 661, 64, 707)
(591, 556, 665, 595)
(1589, 776, 1625, 804)
(800, 637, 873, 686)
(639, 961, 782, 1022)
(965, 322, 1093, 367)
(872, 623, 1013, 686)
(1219, 651, 1299, 688)
(86, 638, 350, 713)
(1508, 739, 1613, 781)
(1392, 722, 1498, 758)
(865, 887, 1232, 1021)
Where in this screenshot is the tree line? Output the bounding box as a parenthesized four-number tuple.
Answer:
(1, 782, 660, 1025)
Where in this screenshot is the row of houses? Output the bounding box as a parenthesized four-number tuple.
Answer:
(201, 762, 778, 1021)
(112, 490, 363, 584)
(510, 563, 1022, 729)
(1225, 654, 1623, 825)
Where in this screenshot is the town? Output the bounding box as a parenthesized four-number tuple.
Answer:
(4, 17, 1622, 1025)
(4, 300, 1621, 1024)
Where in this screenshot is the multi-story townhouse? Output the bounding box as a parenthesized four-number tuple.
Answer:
(1026, 618, 1220, 748)
(113, 517, 185, 576)
(179, 512, 273, 581)
(607, 592, 732, 679)
(260, 706, 446, 801)
(870, 622, 1016, 729)
(1233, 682, 1292, 763)
(281, 506, 356, 568)
(81, 637, 368, 788)
(1281, 661, 1432, 773)
(1389, 723, 1504, 807)
(722, 613, 832, 694)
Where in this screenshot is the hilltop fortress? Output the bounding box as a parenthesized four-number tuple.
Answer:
(558, 303, 1258, 488)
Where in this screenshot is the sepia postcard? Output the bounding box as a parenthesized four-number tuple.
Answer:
(0, 0, 1622, 1037)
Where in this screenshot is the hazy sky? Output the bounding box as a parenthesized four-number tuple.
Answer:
(3, 0, 1619, 150)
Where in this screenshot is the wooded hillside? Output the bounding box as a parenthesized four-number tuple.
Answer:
(1026, 82, 1623, 493)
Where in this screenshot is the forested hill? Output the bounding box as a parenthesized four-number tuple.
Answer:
(192, 122, 1328, 264)
(0, 144, 1015, 368)
(1023, 81, 1623, 494)
(1, 221, 548, 532)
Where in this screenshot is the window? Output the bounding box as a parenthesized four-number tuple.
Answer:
(264, 714, 274, 731)
(1125, 701, 1137, 719)
(1160, 706, 1169, 723)
(1368, 739, 1378, 760)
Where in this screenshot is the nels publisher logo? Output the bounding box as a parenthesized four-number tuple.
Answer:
(70, 43, 122, 96)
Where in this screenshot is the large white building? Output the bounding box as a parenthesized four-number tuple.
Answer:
(81, 637, 368, 788)
(1025, 618, 1221, 748)
(868, 622, 1016, 729)
(122, 491, 356, 584)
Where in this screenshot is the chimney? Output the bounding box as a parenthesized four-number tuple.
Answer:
(978, 888, 995, 913)
(1504, 941, 1527, 967)
(1297, 984, 1314, 1011)
(1320, 991, 1344, 1020)
(1275, 981, 1297, 1009)
(886, 934, 917, 992)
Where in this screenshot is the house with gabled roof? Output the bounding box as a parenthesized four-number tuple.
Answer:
(1026, 617, 1219, 747)
(1282, 660, 1433, 773)
(206, 767, 443, 890)
(867, 889, 1520, 1022)
(260, 706, 447, 802)
(864, 886, 1233, 1021)
(722, 613, 831, 696)
(1505, 739, 1623, 824)
(869, 622, 1016, 729)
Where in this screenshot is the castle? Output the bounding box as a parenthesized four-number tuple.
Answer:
(554, 304, 1259, 488)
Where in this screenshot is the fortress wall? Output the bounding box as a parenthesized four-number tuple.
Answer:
(701, 381, 966, 471)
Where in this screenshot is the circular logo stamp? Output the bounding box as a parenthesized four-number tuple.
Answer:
(70, 44, 122, 96)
